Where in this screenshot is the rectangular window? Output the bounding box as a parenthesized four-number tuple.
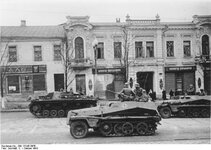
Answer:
(7, 75, 20, 93)
(166, 41, 174, 57)
(146, 41, 154, 57)
(135, 41, 144, 58)
(114, 42, 122, 58)
(8, 46, 17, 62)
(183, 41, 191, 57)
(34, 46, 42, 61)
(33, 74, 46, 91)
(54, 45, 62, 61)
(96, 42, 104, 59)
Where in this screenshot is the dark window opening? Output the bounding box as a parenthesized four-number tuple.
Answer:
(146, 41, 154, 57)
(75, 37, 84, 59)
(202, 35, 210, 59)
(166, 41, 174, 57)
(183, 41, 191, 57)
(7, 75, 20, 93)
(114, 42, 122, 58)
(96, 42, 104, 59)
(34, 46, 42, 61)
(54, 45, 62, 61)
(135, 41, 144, 58)
(8, 46, 17, 62)
(33, 74, 46, 91)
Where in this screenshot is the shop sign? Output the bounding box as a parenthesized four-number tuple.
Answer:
(2, 65, 47, 74)
(165, 66, 196, 72)
(92, 68, 125, 74)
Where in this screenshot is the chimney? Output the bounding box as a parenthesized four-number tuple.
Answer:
(21, 20, 26, 26)
(116, 18, 120, 23)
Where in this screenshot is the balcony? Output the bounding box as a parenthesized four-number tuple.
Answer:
(69, 58, 93, 69)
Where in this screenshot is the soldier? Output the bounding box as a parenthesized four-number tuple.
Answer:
(133, 83, 143, 101)
(118, 82, 135, 101)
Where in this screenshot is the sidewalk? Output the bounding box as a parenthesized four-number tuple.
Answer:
(0, 100, 30, 112)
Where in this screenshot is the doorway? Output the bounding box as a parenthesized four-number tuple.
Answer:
(76, 74, 86, 95)
(54, 74, 64, 91)
(136, 72, 153, 93)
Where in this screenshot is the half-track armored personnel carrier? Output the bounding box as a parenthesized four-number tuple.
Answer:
(158, 95, 211, 118)
(67, 101, 161, 139)
(29, 92, 98, 118)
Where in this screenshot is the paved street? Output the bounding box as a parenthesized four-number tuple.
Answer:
(1, 112, 210, 144)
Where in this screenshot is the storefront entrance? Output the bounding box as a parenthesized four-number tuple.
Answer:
(165, 66, 196, 95)
(54, 74, 64, 91)
(136, 72, 153, 93)
(76, 74, 86, 95)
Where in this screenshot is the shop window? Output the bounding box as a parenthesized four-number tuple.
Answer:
(34, 46, 42, 61)
(183, 41, 191, 57)
(166, 41, 174, 57)
(75, 37, 84, 59)
(7, 75, 20, 93)
(96, 42, 104, 59)
(33, 74, 46, 91)
(8, 46, 17, 62)
(146, 41, 154, 58)
(135, 41, 144, 58)
(114, 42, 122, 58)
(202, 35, 210, 58)
(54, 45, 62, 61)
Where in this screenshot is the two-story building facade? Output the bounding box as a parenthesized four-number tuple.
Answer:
(0, 15, 210, 101)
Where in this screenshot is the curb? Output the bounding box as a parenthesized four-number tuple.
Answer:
(1, 109, 29, 112)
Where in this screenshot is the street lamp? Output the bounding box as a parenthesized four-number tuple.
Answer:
(92, 38, 98, 97)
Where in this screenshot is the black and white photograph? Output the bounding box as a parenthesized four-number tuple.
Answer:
(0, 0, 211, 149)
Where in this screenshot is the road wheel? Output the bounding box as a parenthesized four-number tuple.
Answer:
(70, 121, 88, 139)
(159, 107, 171, 118)
(99, 122, 113, 136)
(122, 122, 134, 135)
(50, 110, 57, 117)
(201, 109, 210, 118)
(43, 110, 50, 117)
(32, 104, 41, 113)
(114, 123, 123, 136)
(136, 122, 148, 135)
(192, 109, 200, 118)
(178, 109, 186, 117)
(58, 109, 65, 117)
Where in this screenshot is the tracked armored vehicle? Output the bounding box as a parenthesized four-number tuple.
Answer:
(67, 101, 161, 139)
(29, 92, 98, 118)
(158, 95, 211, 118)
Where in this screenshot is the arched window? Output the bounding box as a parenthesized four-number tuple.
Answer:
(75, 37, 84, 59)
(202, 35, 209, 57)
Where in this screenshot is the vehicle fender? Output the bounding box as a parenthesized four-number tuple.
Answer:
(86, 118, 99, 127)
(169, 105, 179, 112)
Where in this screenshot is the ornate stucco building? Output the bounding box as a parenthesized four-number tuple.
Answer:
(0, 15, 210, 100)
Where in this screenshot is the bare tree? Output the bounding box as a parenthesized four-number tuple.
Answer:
(59, 30, 81, 92)
(115, 24, 134, 83)
(0, 41, 13, 97)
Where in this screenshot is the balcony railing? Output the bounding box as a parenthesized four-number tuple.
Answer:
(69, 58, 93, 69)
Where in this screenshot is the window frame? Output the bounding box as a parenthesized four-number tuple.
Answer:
(146, 41, 154, 58)
(34, 45, 42, 61)
(8, 46, 17, 62)
(135, 41, 144, 58)
(114, 42, 122, 59)
(166, 41, 174, 57)
(53, 45, 62, 61)
(96, 42, 104, 59)
(183, 40, 191, 57)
